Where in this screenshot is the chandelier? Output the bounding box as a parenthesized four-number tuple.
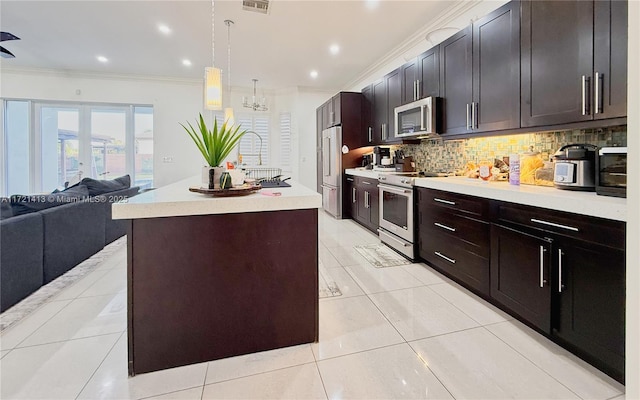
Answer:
(242, 79, 268, 111)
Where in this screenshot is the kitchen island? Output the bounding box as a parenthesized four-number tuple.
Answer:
(112, 177, 322, 376)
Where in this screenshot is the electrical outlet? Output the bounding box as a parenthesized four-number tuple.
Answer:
(162, 156, 174, 163)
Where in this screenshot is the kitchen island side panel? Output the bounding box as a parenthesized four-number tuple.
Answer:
(127, 209, 318, 376)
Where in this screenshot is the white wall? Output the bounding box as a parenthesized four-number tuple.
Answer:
(1, 69, 205, 188)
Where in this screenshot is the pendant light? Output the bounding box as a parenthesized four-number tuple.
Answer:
(223, 19, 235, 125)
(204, 0, 222, 110)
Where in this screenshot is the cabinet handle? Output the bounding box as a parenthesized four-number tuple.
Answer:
(346, 177, 354, 182)
(330, 111, 334, 124)
(434, 197, 456, 205)
(581, 75, 591, 115)
(558, 249, 564, 293)
(434, 222, 456, 232)
(352, 187, 356, 204)
(466, 103, 471, 130)
(368, 127, 372, 143)
(435, 251, 456, 264)
(595, 72, 603, 114)
(530, 218, 579, 232)
(471, 102, 476, 129)
(361, 181, 371, 185)
(417, 80, 421, 99)
(539, 245, 546, 288)
(414, 81, 417, 101)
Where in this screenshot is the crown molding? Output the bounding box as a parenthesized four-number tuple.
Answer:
(344, 0, 482, 90)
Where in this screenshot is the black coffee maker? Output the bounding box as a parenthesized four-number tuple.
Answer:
(362, 154, 373, 169)
(373, 146, 390, 166)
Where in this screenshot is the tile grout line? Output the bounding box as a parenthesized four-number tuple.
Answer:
(481, 324, 616, 400)
(405, 339, 458, 400)
(200, 358, 210, 400)
(10, 331, 126, 351)
(74, 330, 125, 400)
(1, 298, 73, 350)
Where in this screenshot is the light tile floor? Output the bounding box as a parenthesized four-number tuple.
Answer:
(0, 210, 626, 399)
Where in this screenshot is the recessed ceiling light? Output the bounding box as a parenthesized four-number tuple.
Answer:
(158, 24, 171, 35)
(310, 70, 318, 79)
(365, 0, 380, 10)
(182, 59, 192, 66)
(97, 55, 108, 63)
(329, 44, 340, 55)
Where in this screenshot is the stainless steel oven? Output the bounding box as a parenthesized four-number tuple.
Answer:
(378, 174, 415, 259)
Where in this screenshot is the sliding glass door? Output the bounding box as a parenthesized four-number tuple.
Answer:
(2, 100, 153, 196)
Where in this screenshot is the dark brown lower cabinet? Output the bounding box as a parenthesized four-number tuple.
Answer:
(417, 190, 625, 384)
(352, 177, 379, 233)
(553, 238, 625, 383)
(490, 224, 552, 333)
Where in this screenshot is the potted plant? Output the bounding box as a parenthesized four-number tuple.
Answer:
(181, 113, 246, 189)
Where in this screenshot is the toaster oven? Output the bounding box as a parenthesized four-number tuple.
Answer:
(596, 147, 627, 198)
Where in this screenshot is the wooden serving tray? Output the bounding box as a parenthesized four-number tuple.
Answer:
(189, 184, 262, 197)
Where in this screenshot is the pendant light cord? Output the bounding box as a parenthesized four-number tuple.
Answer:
(211, 0, 215, 66)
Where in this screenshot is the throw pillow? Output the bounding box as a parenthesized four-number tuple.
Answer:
(0, 198, 13, 219)
(9, 185, 89, 216)
(80, 175, 131, 196)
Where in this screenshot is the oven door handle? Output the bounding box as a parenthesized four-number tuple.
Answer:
(378, 183, 411, 195)
(378, 229, 410, 247)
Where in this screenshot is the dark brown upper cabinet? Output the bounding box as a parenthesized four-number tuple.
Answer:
(384, 68, 402, 143)
(440, 1, 520, 136)
(362, 79, 389, 146)
(521, 0, 627, 127)
(593, 0, 628, 120)
(418, 46, 440, 99)
(402, 46, 441, 105)
(439, 26, 472, 136)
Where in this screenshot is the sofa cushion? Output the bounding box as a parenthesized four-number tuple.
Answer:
(52, 184, 91, 198)
(10, 185, 89, 216)
(1, 198, 13, 220)
(80, 175, 131, 196)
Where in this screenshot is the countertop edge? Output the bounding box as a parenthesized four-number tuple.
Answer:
(414, 177, 626, 222)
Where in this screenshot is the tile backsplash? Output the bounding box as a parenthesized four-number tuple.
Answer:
(396, 125, 626, 173)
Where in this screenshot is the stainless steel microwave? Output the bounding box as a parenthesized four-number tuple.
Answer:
(394, 96, 440, 139)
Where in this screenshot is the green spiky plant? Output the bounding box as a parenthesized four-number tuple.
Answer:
(180, 113, 247, 167)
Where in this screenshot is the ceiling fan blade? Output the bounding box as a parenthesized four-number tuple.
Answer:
(0, 46, 16, 58)
(1, 32, 20, 42)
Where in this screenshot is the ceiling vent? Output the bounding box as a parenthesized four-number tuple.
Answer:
(243, 0, 270, 14)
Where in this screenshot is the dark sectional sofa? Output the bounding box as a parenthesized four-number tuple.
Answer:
(1, 177, 139, 312)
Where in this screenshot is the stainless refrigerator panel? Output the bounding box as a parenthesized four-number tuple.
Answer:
(322, 184, 341, 218)
(321, 126, 342, 188)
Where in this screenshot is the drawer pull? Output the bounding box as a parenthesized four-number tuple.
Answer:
(362, 181, 372, 185)
(435, 251, 456, 264)
(434, 198, 456, 205)
(530, 218, 579, 232)
(434, 222, 456, 232)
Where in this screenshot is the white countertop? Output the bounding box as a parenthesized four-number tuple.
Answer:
(345, 168, 398, 179)
(414, 176, 626, 222)
(112, 176, 322, 220)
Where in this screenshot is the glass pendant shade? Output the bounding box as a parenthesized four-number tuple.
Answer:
(204, 67, 223, 110)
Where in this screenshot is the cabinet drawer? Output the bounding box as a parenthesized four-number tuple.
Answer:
(421, 210, 490, 257)
(495, 201, 625, 250)
(357, 177, 378, 187)
(419, 230, 490, 295)
(419, 188, 489, 218)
